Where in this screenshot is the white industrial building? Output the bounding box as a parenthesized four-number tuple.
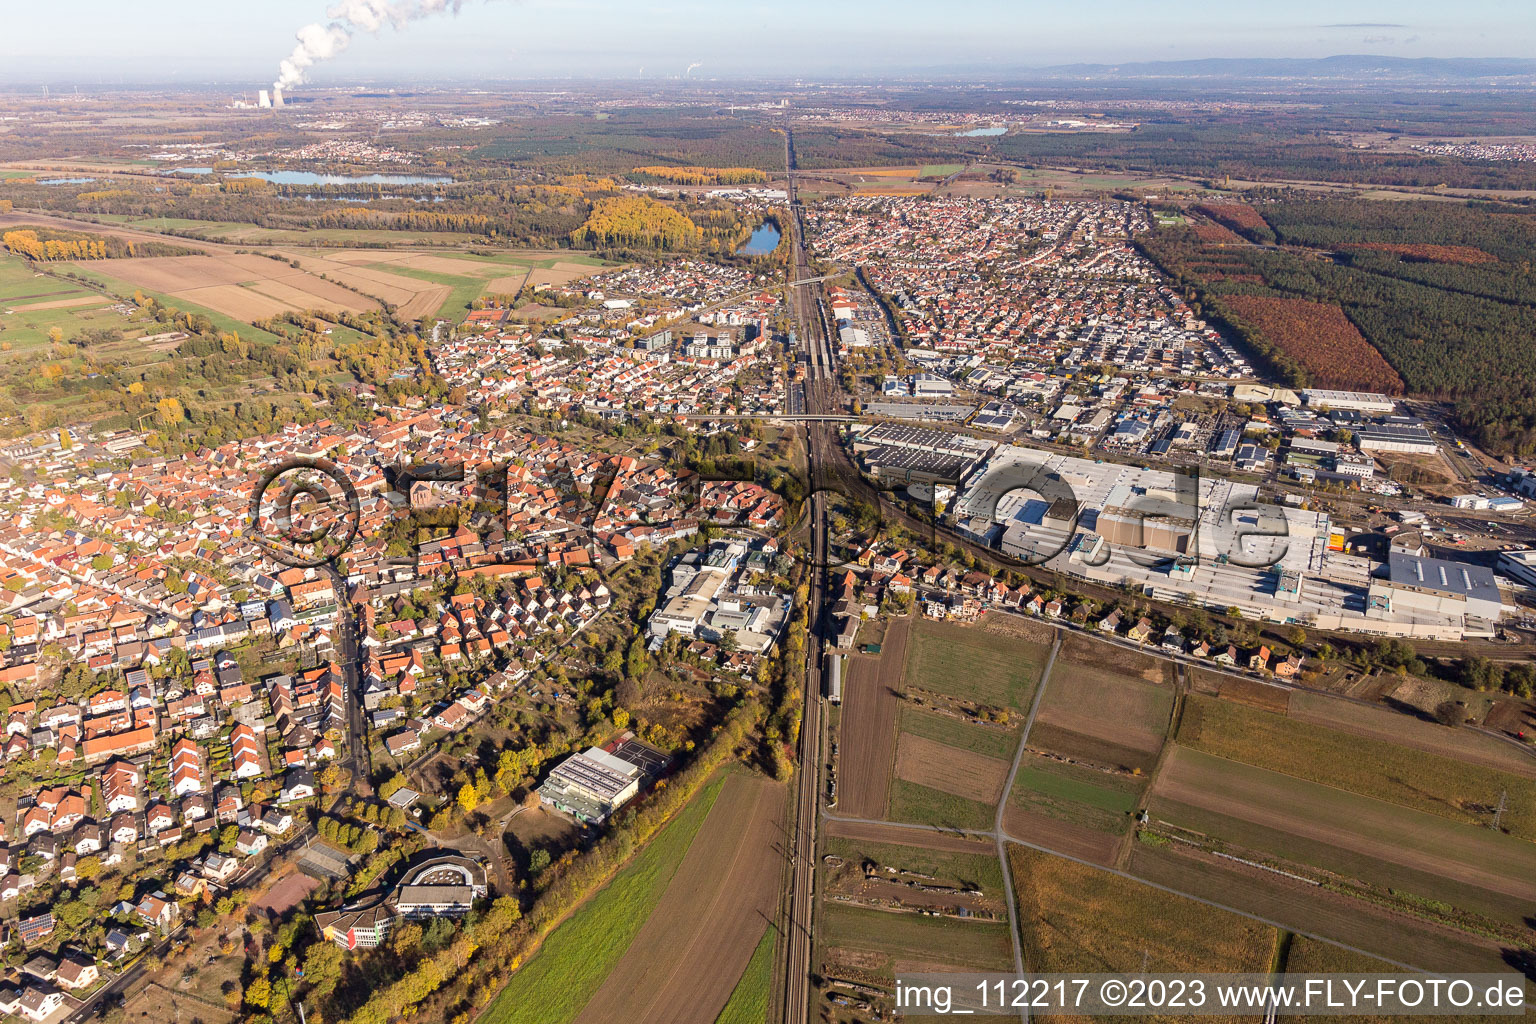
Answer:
(1301, 389, 1398, 414)
(1497, 549, 1536, 589)
(951, 442, 1500, 639)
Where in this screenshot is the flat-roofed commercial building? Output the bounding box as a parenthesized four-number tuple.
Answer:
(538, 747, 644, 824)
(1368, 551, 1505, 623)
(1302, 389, 1398, 414)
(1356, 419, 1438, 455)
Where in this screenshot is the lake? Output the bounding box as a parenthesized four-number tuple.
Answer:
(736, 220, 782, 256)
(957, 126, 1007, 137)
(167, 168, 453, 185)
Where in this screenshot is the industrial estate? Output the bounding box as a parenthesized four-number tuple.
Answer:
(1, 7, 1536, 1024)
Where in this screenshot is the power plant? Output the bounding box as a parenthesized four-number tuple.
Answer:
(258, 89, 272, 108)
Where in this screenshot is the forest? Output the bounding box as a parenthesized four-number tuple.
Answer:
(629, 166, 768, 185)
(992, 124, 1536, 190)
(569, 195, 702, 250)
(1144, 197, 1536, 454)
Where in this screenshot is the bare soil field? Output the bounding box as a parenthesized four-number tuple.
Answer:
(1034, 663, 1172, 756)
(824, 816, 996, 855)
(1026, 721, 1163, 775)
(1151, 747, 1536, 904)
(573, 771, 787, 1024)
(1128, 842, 1517, 974)
(83, 253, 378, 318)
(894, 733, 1010, 804)
(1288, 690, 1536, 777)
(179, 284, 290, 319)
(246, 274, 378, 311)
(1002, 805, 1120, 865)
(1190, 668, 1293, 713)
(1060, 631, 1173, 683)
(487, 272, 530, 293)
(837, 615, 909, 817)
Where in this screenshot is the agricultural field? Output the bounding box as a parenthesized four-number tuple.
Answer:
(1218, 294, 1405, 394)
(0, 254, 116, 349)
(1009, 845, 1276, 984)
(897, 704, 1020, 761)
(275, 247, 604, 320)
(836, 616, 909, 818)
(1280, 938, 1527, 1024)
(1149, 747, 1536, 925)
(713, 926, 776, 1024)
(1127, 841, 1517, 975)
(819, 904, 1014, 975)
(67, 252, 378, 320)
(1177, 693, 1536, 839)
(479, 774, 725, 1024)
(1287, 689, 1536, 775)
(892, 733, 1010, 805)
(573, 771, 787, 1024)
(903, 616, 1049, 712)
(1007, 759, 1142, 836)
(1028, 652, 1173, 775)
(885, 778, 996, 831)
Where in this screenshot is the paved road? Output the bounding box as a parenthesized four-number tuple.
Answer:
(326, 563, 372, 797)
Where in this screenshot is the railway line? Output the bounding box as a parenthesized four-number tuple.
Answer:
(779, 113, 830, 1024)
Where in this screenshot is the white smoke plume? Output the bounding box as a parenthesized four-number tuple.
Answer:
(274, 0, 467, 95)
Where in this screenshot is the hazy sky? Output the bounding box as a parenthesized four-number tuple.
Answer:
(2, 0, 1533, 84)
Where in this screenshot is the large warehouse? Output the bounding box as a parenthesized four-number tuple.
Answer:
(1368, 551, 1507, 626)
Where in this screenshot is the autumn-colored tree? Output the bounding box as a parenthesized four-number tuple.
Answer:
(156, 396, 185, 426)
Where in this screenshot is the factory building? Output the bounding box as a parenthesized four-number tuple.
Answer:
(1301, 389, 1398, 414)
(1367, 551, 1506, 624)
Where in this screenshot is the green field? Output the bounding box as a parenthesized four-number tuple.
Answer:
(820, 904, 1014, 972)
(1009, 759, 1141, 834)
(898, 705, 1020, 760)
(886, 778, 995, 831)
(903, 618, 1048, 711)
(714, 926, 775, 1024)
(480, 775, 725, 1024)
(1178, 694, 1536, 839)
(0, 256, 125, 353)
(920, 164, 965, 177)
